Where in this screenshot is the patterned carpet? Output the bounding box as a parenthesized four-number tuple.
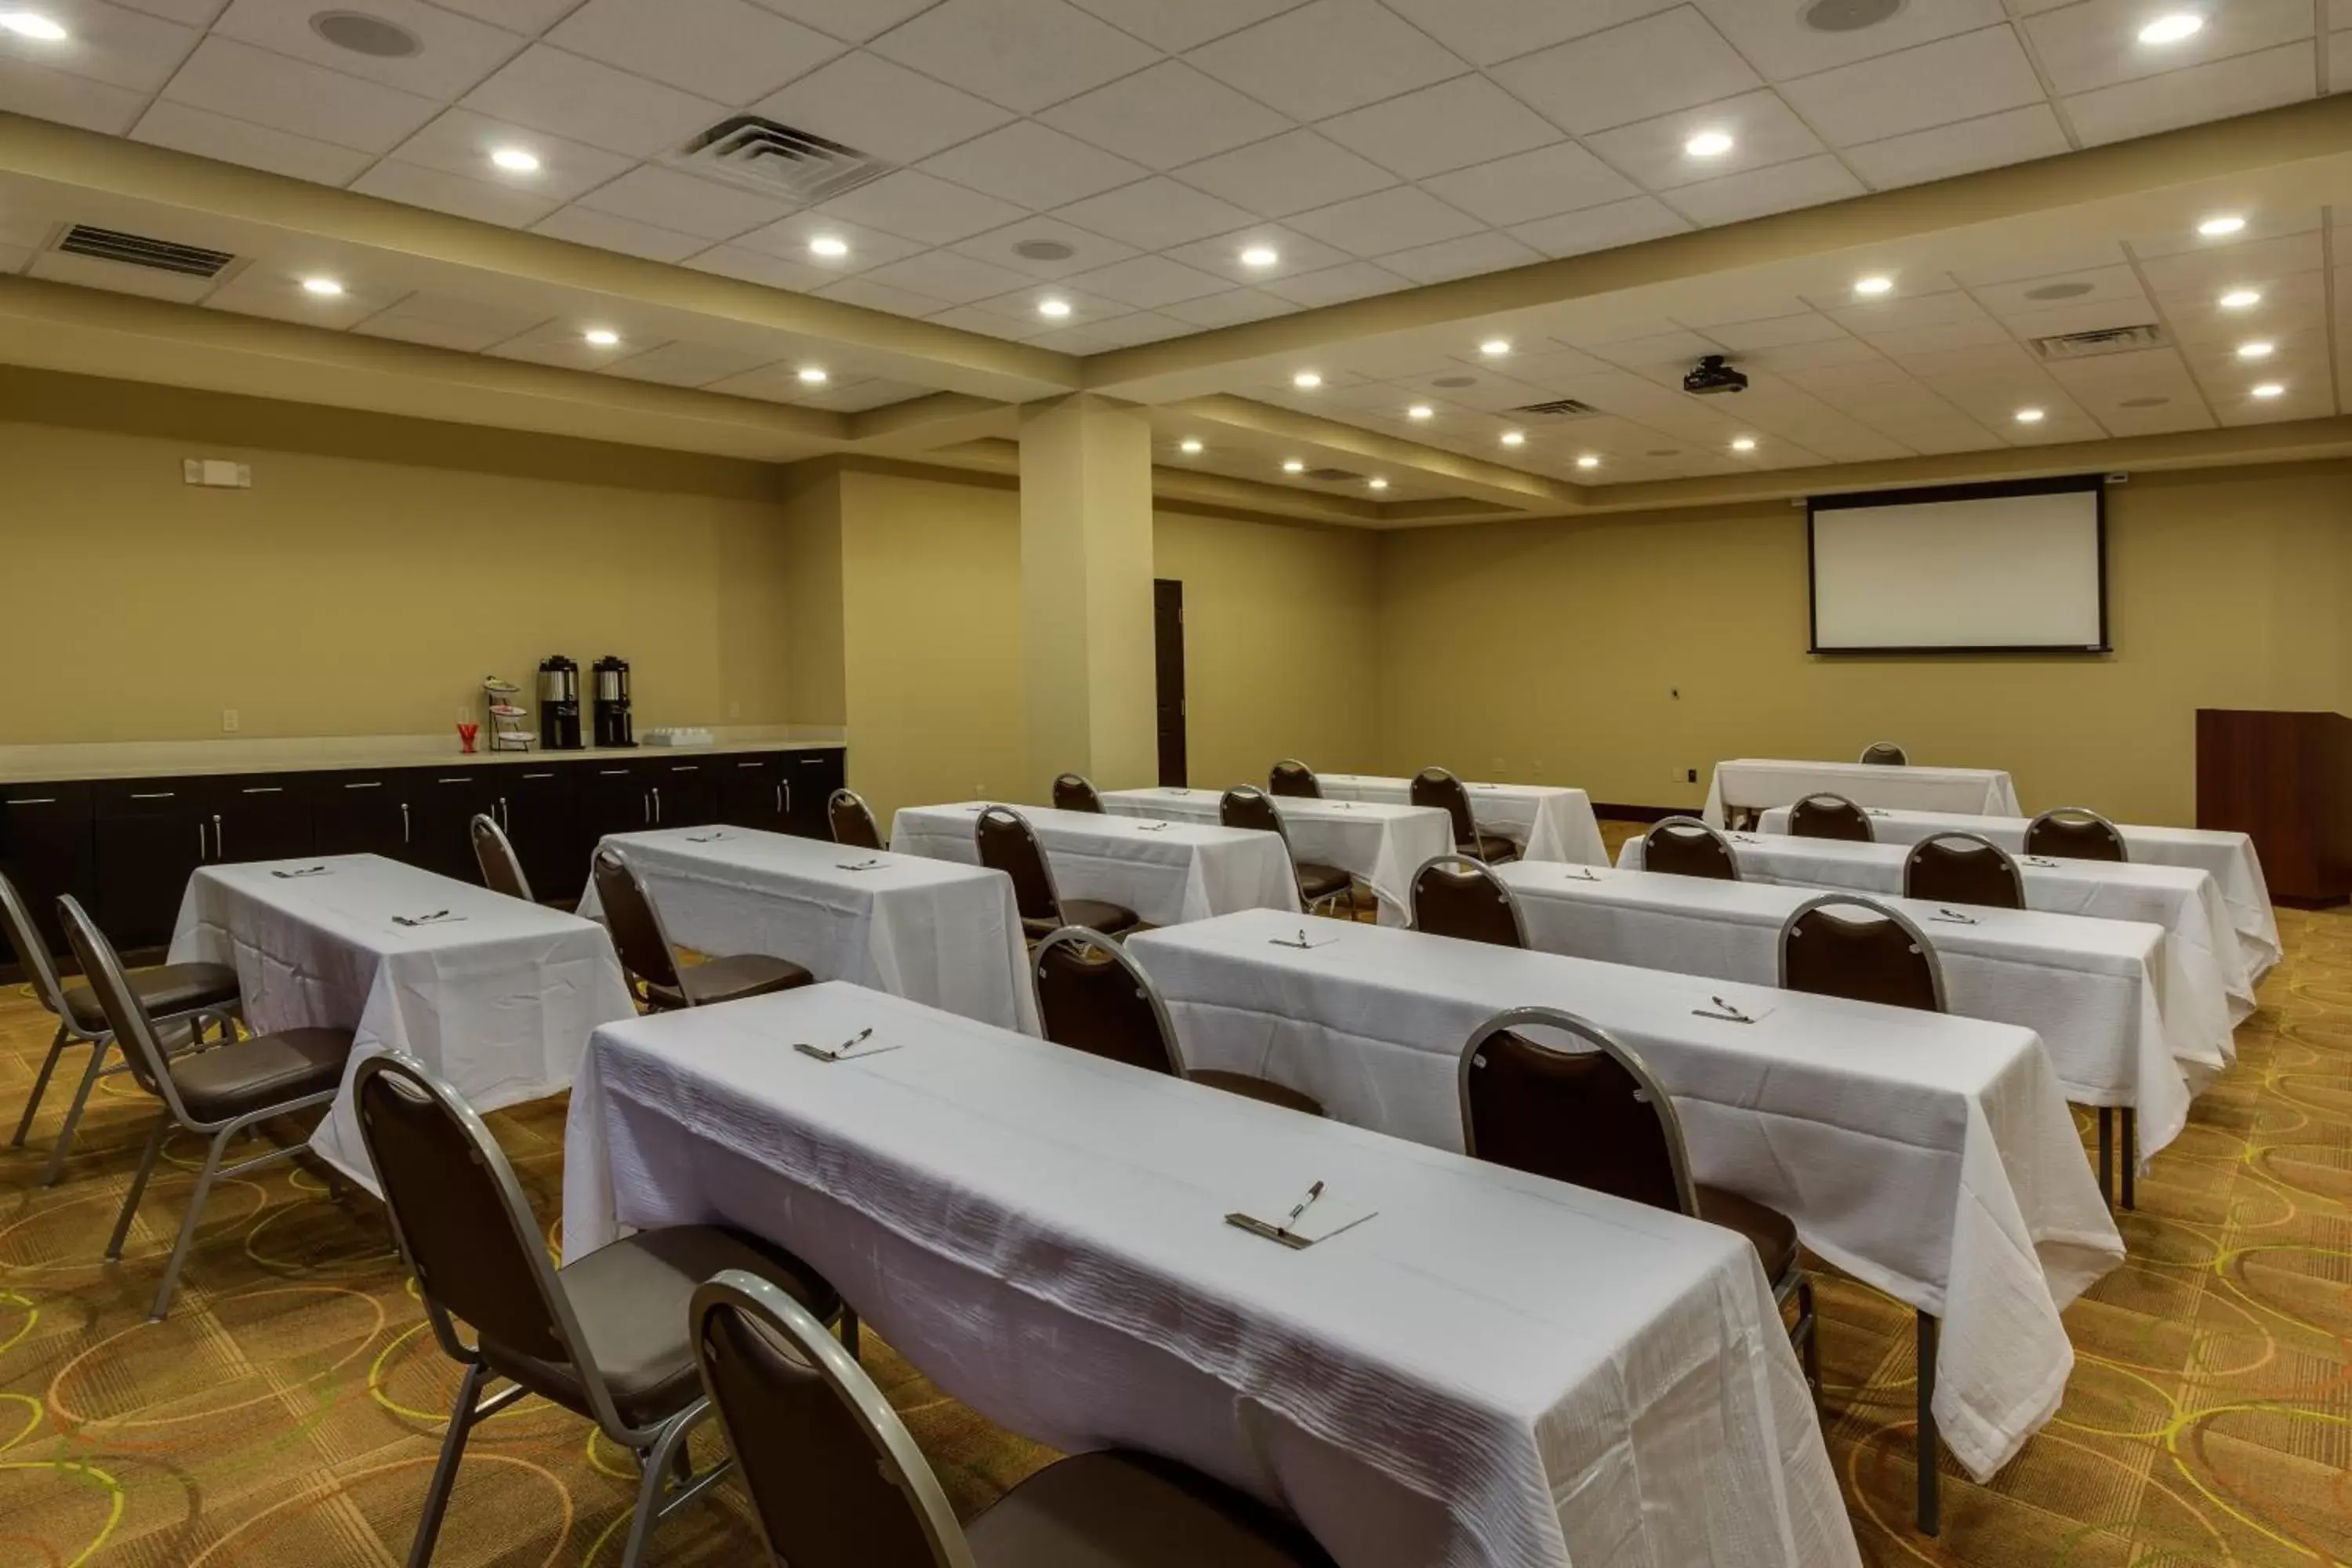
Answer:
(0, 824, 2344, 1566)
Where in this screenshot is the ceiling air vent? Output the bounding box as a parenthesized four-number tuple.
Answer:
(56, 224, 235, 278)
(1514, 397, 1602, 419)
(670, 116, 892, 203)
(2030, 324, 2169, 361)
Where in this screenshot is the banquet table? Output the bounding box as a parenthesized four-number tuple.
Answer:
(1126, 909, 2125, 1490)
(170, 854, 636, 1193)
(1099, 786, 1451, 924)
(1494, 861, 2223, 1178)
(577, 826, 1036, 1033)
(1706, 759, 2022, 826)
(1756, 804, 2280, 981)
(1620, 829, 2252, 1038)
(563, 981, 1857, 1568)
(1314, 774, 1608, 865)
(887, 802, 1299, 927)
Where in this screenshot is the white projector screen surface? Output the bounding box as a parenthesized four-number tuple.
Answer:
(1810, 486, 2106, 652)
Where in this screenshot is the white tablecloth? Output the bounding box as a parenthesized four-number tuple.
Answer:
(576, 826, 1036, 1034)
(563, 982, 1857, 1568)
(1126, 909, 2124, 1483)
(887, 802, 1300, 927)
(1100, 787, 1451, 925)
(1706, 760, 2022, 826)
(1316, 775, 1608, 866)
(170, 854, 637, 1193)
(1756, 804, 2281, 981)
(1494, 862, 2217, 1158)
(1621, 831, 2254, 1041)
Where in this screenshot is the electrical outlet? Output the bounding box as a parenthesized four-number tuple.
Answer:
(728, 701, 741, 720)
(222, 709, 240, 733)
(1490, 757, 1504, 775)
(1530, 759, 1544, 779)
(1670, 766, 1682, 785)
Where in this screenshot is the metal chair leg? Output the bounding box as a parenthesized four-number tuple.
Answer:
(2096, 1107, 2113, 1206)
(410, 1361, 490, 1568)
(147, 1125, 233, 1320)
(13, 1024, 73, 1149)
(105, 1115, 170, 1261)
(42, 1034, 116, 1187)
(2120, 1108, 2136, 1210)
(1797, 1276, 1820, 1398)
(1916, 1311, 1940, 1536)
(620, 1414, 694, 1568)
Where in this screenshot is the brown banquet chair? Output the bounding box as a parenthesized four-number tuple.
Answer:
(593, 848, 812, 1010)
(1051, 772, 1105, 812)
(1639, 816, 1740, 881)
(470, 811, 535, 902)
(354, 1054, 847, 1568)
(1904, 831, 2025, 910)
(1778, 894, 1945, 1014)
(1221, 786, 1353, 917)
(1410, 854, 1527, 949)
(1411, 766, 1519, 863)
(1268, 758, 1321, 798)
(1033, 926, 1323, 1115)
(1788, 793, 1873, 843)
(828, 788, 886, 851)
(1859, 742, 1908, 765)
(691, 1270, 1340, 1568)
(976, 804, 1139, 941)
(2025, 806, 2127, 862)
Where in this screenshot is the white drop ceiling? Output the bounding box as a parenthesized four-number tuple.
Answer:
(0, 0, 2347, 499)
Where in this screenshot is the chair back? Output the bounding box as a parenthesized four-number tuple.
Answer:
(974, 806, 1060, 925)
(1903, 831, 2024, 909)
(53, 896, 184, 1115)
(692, 1271, 974, 1568)
(1409, 768, 1479, 849)
(1218, 785, 1287, 841)
(827, 789, 884, 851)
(1268, 760, 1320, 799)
(1051, 774, 1104, 813)
(1788, 793, 1872, 843)
(1859, 742, 1907, 765)
(1458, 1007, 1697, 1219)
(0, 869, 70, 1022)
(1641, 816, 1740, 880)
(1033, 927, 1184, 1076)
(591, 848, 684, 994)
(1779, 895, 1944, 1012)
(470, 812, 535, 902)
(1410, 855, 1526, 949)
(2025, 807, 2126, 862)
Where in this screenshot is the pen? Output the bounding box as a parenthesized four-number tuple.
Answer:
(1281, 1180, 1325, 1233)
(833, 1027, 873, 1058)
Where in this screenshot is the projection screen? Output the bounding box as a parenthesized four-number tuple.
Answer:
(1808, 477, 2108, 654)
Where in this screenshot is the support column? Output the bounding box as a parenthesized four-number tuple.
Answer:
(1018, 395, 1157, 800)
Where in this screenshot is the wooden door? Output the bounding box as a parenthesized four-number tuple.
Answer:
(1153, 579, 1188, 788)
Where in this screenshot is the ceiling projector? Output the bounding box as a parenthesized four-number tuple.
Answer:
(1682, 354, 1749, 395)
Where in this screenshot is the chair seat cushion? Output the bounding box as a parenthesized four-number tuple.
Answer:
(169, 1026, 354, 1123)
(1294, 862, 1352, 902)
(1463, 833, 1519, 865)
(1192, 1069, 1325, 1118)
(485, 1225, 841, 1430)
(1696, 1183, 1799, 1283)
(65, 961, 240, 1035)
(970, 1450, 1336, 1567)
(1024, 898, 1140, 939)
(645, 952, 815, 1010)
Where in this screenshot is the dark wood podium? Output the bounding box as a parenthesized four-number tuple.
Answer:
(2197, 709, 2352, 906)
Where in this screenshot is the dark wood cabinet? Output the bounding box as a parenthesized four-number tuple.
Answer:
(781, 749, 844, 839)
(312, 772, 414, 859)
(0, 782, 93, 968)
(93, 780, 211, 949)
(208, 774, 318, 866)
(2198, 709, 2352, 905)
(648, 760, 719, 829)
(577, 763, 655, 848)
(406, 771, 499, 884)
(717, 756, 789, 833)
(493, 767, 583, 905)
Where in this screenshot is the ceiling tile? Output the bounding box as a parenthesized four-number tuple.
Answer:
(1, 0, 197, 92)
(30, 245, 218, 300)
(1973, 263, 2147, 316)
(549, 0, 841, 103)
(574, 164, 794, 240)
(1778, 27, 2045, 147)
(1060, 252, 1234, 307)
(428, 0, 587, 32)
(1185, 0, 1465, 121)
(603, 339, 779, 386)
(2136, 230, 2324, 293)
(1870, 320, 2025, 359)
(2064, 42, 2317, 145)
(924, 303, 1045, 338)
(383, 107, 632, 203)
(130, 98, 374, 183)
(1694, 0, 2008, 78)
(1842, 103, 2069, 191)
(1377, 228, 1541, 283)
(203, 263, 400, 326)
(1421, 141, 1639, 227)
(1063, 0, 1306, 52)
(793, 375, 934, 411)
(2157, 269, 2325, 345)
(1582, 89, 1829, 191)
(866, 0, 1161, 113)
(0, 54, 147, 132)
(1830, 289, 1992, 332)
(948, 212, 1139, 277)
(1704, 312, 1851, 351)
(1505, 196, 1693, 257)
(1662, 153, 1864, 226)
(730, 210, 928, 271)
(1161, 222, 1350, 281)
(211, 0, 524, 96)
(964, 280, 1132, 324)
(1951, 241, 2130, 288)
(358, 289, 551, 336)
(1491, 8, 1760, 135)
(1258, 259, 1407, 306)
(1173, 129, 1396, 218)
(2125, 206, 2320, 259)
(351, 158, 562, 225)
(1286, 185, 1483, 258)
(1034, 309, 1189, 348)
(1050, 175, 1257, 249)
(112, 0, 230, 21)
(1996, 296, 2158, 340)
(355, 312, 520, 351)
(532, 201, 709, 260)
(746, 50, 1014, 164)
(488, 318, 665, 368)
(920, 120, 1147, 209)
(684, 242, 827, 290)
(2024, 0, 2315, 93)
(1316, 74, 1562, 180)
(461, 42, 730, 157)
(162, 35, 441, 151)
(811, 168, 1028, 244)
(1036, 60, 1293, 169)
(813, 274, 953, 315)
(1378, 0, 1681, 69)
(742, 0, 939, 44)
(859, 249, 1038, 304)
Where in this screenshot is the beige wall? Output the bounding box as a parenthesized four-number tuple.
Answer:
(1376, 461, 2352, 826)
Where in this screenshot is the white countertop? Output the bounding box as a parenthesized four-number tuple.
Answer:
(0, 728, 846, 786)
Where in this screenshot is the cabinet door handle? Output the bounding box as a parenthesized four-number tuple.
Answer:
(738, 761, 762, 768)
(343, 781, 382, 789)
(6, 796, 57, 806)
(499, 797, 510, 830)
(198, 820, 209, 858)
(652, 786, 662, 824)
(401, 802, 411, 844)
(671, 764, 698, 773)
(774, 783, 782, 815)
(524, 772, 554, 780)
(212, 814, 223, 859)
(241, 786, 282, 795)
(642, 792, 651, 825)
(132, 791, 176, 800)
(783, 780, 791, 815)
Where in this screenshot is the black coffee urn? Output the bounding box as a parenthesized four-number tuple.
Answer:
(593, 655, 634, 748)
(538, 655, 582, 750)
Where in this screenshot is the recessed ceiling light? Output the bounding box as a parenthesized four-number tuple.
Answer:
(312, 9, 420, 56)
(300, 276, 344, 296)
(1037, 298, 1072, 318)
(1479, 338, 1511, 356)
(1013, 238, 1076, 261)
(808, 236, 849, 259)
(1576, 455, 1601, 470)
(2237, 339, 2274, 360)
(490, 147, 540, 173)
(1684, 130, 1736, 158)
(1802, 0, 1903, 31)
(1730, 437, 1757, 452)
(2198, 213, 2245, 237)
(1853, 274, 1893, 296)
(1368, 477, 1388, 491)
(2014, 407, 2045, 423)
(2251, 382, 2285, 398)
(1292, 371, 1323, 389)
(1282, 459, 1305, 474)
(584, 328, 620, 347)
(1406, 404, 1433, 419)
(2220, 288, 2261, 309)
(1240, 245, 1279, 267)
(797, 367, 828, 385)
(2137, 12, 2204, 45)
(2024, 280, 2095, 301)
(1500, 430, 1526, 447)
(0, 11, 67, 40)
(1179, 437, 1203, 455)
